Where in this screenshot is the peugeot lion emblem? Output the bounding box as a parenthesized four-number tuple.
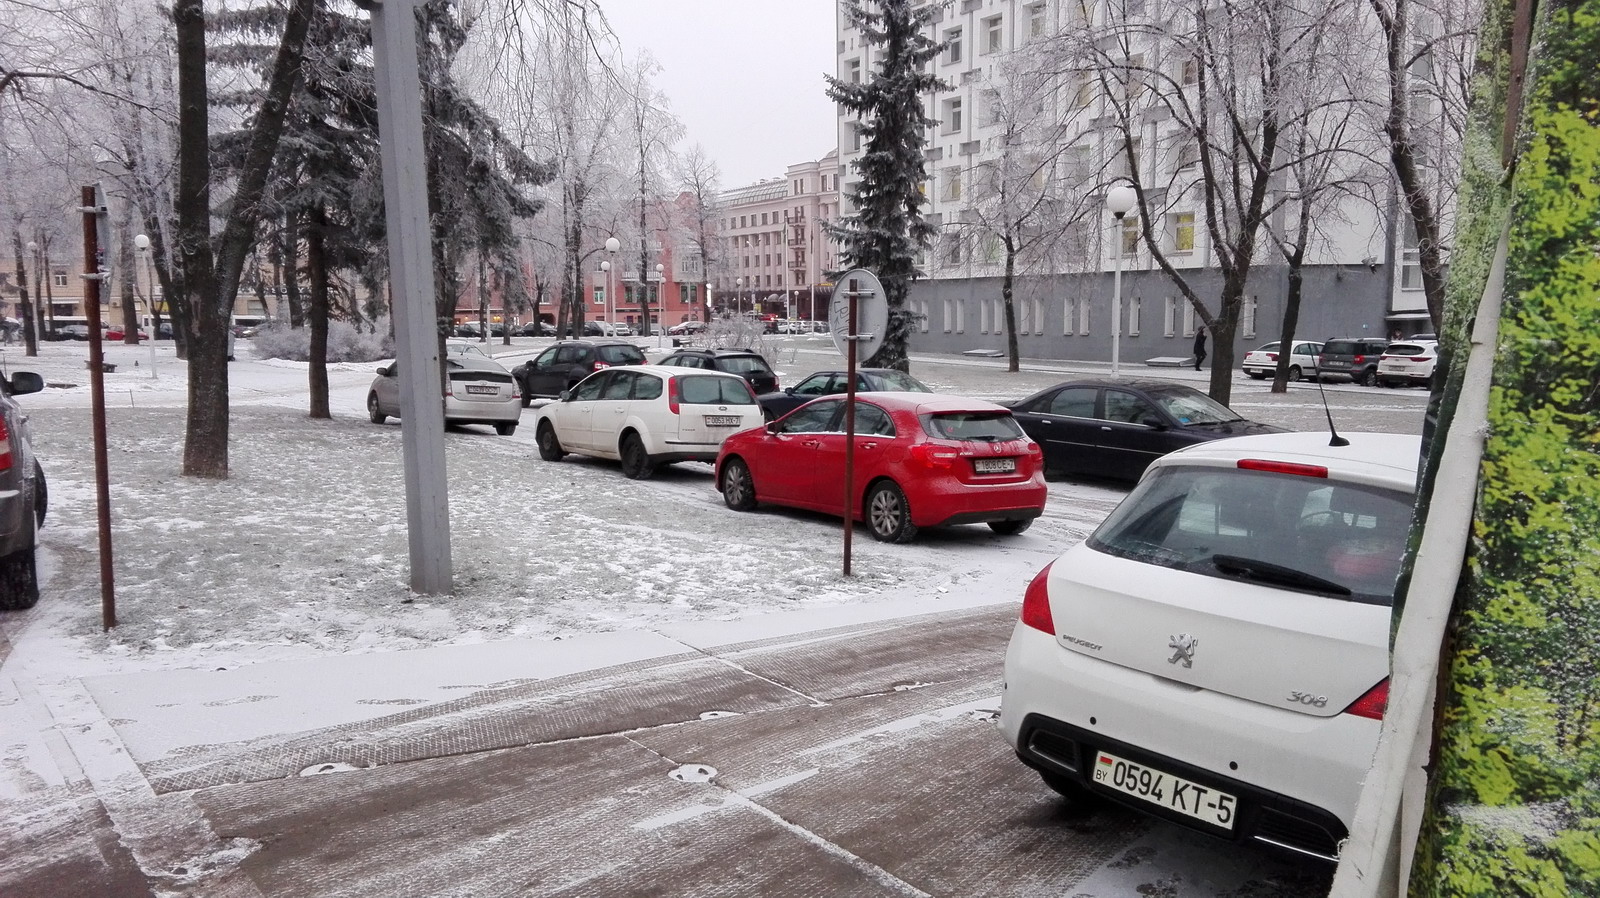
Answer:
(1167, 633, 1199, 668)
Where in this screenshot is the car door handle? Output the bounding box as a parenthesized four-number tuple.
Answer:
(803, 439, 821, 448)
(1101, 426, 1113, 431)
(860, 441, 878, 449)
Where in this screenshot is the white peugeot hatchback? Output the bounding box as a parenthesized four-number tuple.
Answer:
(533, 364, 763, 479)
(1000, 431, 1419, 862)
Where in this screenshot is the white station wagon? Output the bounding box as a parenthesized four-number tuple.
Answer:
(533, 365, 763, 479)
(1001, 431, 1419, 862)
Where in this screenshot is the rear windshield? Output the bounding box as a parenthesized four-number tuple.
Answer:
(599, 345, 646, 365)
(678, 375, 756, 405)
(922, 412, 1025, 442)
(1386, 343, 1429, 355)
(1321, 341, 1360, 355)
(1088, 465, 1414, 605)
(716, 355, 774, 376)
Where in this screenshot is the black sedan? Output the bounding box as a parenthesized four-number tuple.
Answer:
(757, 368, 932, 421)
(1003, 379, 1284, 481)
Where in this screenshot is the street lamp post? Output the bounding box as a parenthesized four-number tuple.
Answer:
(705, 282, 713, 322)
(133, 235, 159, 377)
(1105, 184, 1138, 379)
(735, 277, 744, 317)
(604, 236, 620, 335)
(653, 262, 664, 346)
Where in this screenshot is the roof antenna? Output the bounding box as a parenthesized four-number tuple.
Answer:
(1312, 360, 1350, 447)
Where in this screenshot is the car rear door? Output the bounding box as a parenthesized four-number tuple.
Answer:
(1012, 386, 1100, 476)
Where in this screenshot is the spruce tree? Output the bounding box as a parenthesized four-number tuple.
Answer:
(825, 0, 948, 372)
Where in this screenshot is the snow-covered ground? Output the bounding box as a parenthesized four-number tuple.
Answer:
(0, 336, 1131, 686)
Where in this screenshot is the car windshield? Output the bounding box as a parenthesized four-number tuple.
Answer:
(678, 375, 756, 405)
(1088, 465, 1414, 605)
(1147, 388, 1241, 425)
(870, 371, 932, 392)
(717, 355, 774, 376)
(922, 412, 1025, 442)
(599, 345, 646, 365)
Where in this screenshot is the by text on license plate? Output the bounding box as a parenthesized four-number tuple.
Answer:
(464, 384, 497, 395)
(1091, 750, 1237, 830)
(973, 457, 1016, 474)
(705, 415, 741, 426)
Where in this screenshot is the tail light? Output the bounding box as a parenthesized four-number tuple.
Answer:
(1409, 356, 1430, 362)
(1343, 679, 1389, 720)
(1267, 352, 1278, 362)
(1353, 354, 1368, 363)
(911, 443, 959, 469)
(593, 361, 611, 370)
(667, 376, 682, 415)
(1020, 562, 1055, 634)
(1238, 458, 1328, 478)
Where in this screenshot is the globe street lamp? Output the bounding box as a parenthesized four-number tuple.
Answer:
(735, 277, 744, 317)
(1105, 184, 1138, 379)
(604, 236, 620, 333)
(705, 282, 713, 322)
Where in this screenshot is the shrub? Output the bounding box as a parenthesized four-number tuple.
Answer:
(252, 319, 394, 363)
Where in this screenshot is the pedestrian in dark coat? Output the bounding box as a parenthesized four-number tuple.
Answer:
(1192, 326, 1207, 371)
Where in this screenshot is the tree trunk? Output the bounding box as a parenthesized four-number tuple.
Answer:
(10, 231, 37, 357)
(307, 207, 330, 419)
(117, 205, 140, 343)
(1272, 257, 1305, 393)
(283, 212, 304, 327)
(1002, 236, 1019, 373)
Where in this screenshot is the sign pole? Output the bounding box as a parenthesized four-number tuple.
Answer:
(842, 280, 858, 576)
(80, 185, 116, 628)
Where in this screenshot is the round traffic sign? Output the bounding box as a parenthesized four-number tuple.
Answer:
(828, 268, 889, 360)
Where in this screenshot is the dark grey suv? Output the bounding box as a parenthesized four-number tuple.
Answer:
(512, 340, 647, 403)
(657, 348, 779, 395)
(1317, 338, 1392, 385)
(0, 369, 47, 610)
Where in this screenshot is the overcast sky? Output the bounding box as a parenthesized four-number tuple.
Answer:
(597, 0, 839, 190)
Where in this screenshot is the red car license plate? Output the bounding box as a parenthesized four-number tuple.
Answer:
(973, 457, 1016, 474)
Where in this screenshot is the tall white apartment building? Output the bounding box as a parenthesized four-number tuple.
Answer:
(836, 0, 1444, 360)
(716, 150, 843, 321)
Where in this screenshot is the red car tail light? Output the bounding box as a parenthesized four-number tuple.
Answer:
(0, 416, 12, 472)
(1020, 562, 1055, 634)
(1409, 356, 1430, 362)
(667, 376, 682, 415)
(911, 443, 959, 469)
(593, 361, 611, 370)
(1343, 679, 1389, 720)
(1237, 458, 1329, 478)
(1353, 354, 1367, 363)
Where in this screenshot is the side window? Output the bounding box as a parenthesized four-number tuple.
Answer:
(1105, 391, 1158, 424)
(572, 373, 607, 400)
(1047, 387, 1097, 417)
(633, 375, 663, 401)
(556, 345, 585, 365)
(780, 399, 843, 434)
(533, 346, 560, 368)
(854, 404, 896, 437)
(602, 371, 635, 400)
(794, 375, 831, 396)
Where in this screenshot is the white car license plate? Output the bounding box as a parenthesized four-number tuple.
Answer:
(705, 415, 741, 426)
(973, 457, 1016, 474)
(464, 384, 497, 395)
(1091, 750, 1237, 830)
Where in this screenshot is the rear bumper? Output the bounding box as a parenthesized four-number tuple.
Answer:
(1000, 623, 1377, 861)
(911, 477, 1047, 528)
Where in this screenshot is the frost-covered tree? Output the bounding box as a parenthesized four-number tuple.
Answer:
(824, 0, 948, 373)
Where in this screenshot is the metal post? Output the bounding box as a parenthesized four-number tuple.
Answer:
(370, 0, 452, 595)
(80, 185, 116, 629)
(842, 280, 859, 577)
(1112, 213, 1125, 379)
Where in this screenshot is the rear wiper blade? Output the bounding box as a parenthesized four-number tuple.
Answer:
(1210, 554, 1352, 596)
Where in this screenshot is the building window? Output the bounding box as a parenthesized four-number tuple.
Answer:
(1062, 296, 1075, 335)
(847, 58, 862, 83)
(850, 123, 863, 152)
(1176, 139, 1200, 171)
(1170, 212, 1195, 252)
(594, 286, 605, 305)
(1128, 297, 1141, 336)
(944, 28, 963, 65)
(1121, 216, 1140, 255)
(1029, 3, 1046, 37)
(955, 297, 966, 333)
(1180, 57, 1199, 86)
(942, 166, 962, 202)
(1078, 295, 1091, 335)
(1183, 302, 1196, 337)
(1243, 294, 1257, 338)
(1401, 213, 1423, 289)
(1164, 296, 1177, 336)
(983, 15, 1004, 54)
(943, 96, 963, 133)
(943, 298, 955, 333)
(942, 231, 963, 265)
(53, 271, 68, 288)
(1017, 297, 1030, 333)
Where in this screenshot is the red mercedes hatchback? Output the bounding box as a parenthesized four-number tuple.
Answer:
(714, 392, 1047, 542)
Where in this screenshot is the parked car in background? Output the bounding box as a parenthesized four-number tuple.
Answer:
(1003, 380, 1284, 482)
(56, 324, 90, 340)
(0, 368, 47, 610)
(757, 368, 932, 421)
(1001, 431, 1419, 862)
(666, 320, 707, 336)
(715, 393, 1047, 542)
(512, 339, 647, 404)
(367, 353, 522, 435)
(658, 348, 779, 395)
(533, 366, 763, 479)
(1316, 337, 1392, 385)
(1241, 340, 1324, 381)
(104, 326, 149, 341)
(516, 321, 556, 337)
(454, 322, 484, 338)
(1376, 341, 1439, 388)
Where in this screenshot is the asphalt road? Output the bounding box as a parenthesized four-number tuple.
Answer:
(3, 345, 1426, 897)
